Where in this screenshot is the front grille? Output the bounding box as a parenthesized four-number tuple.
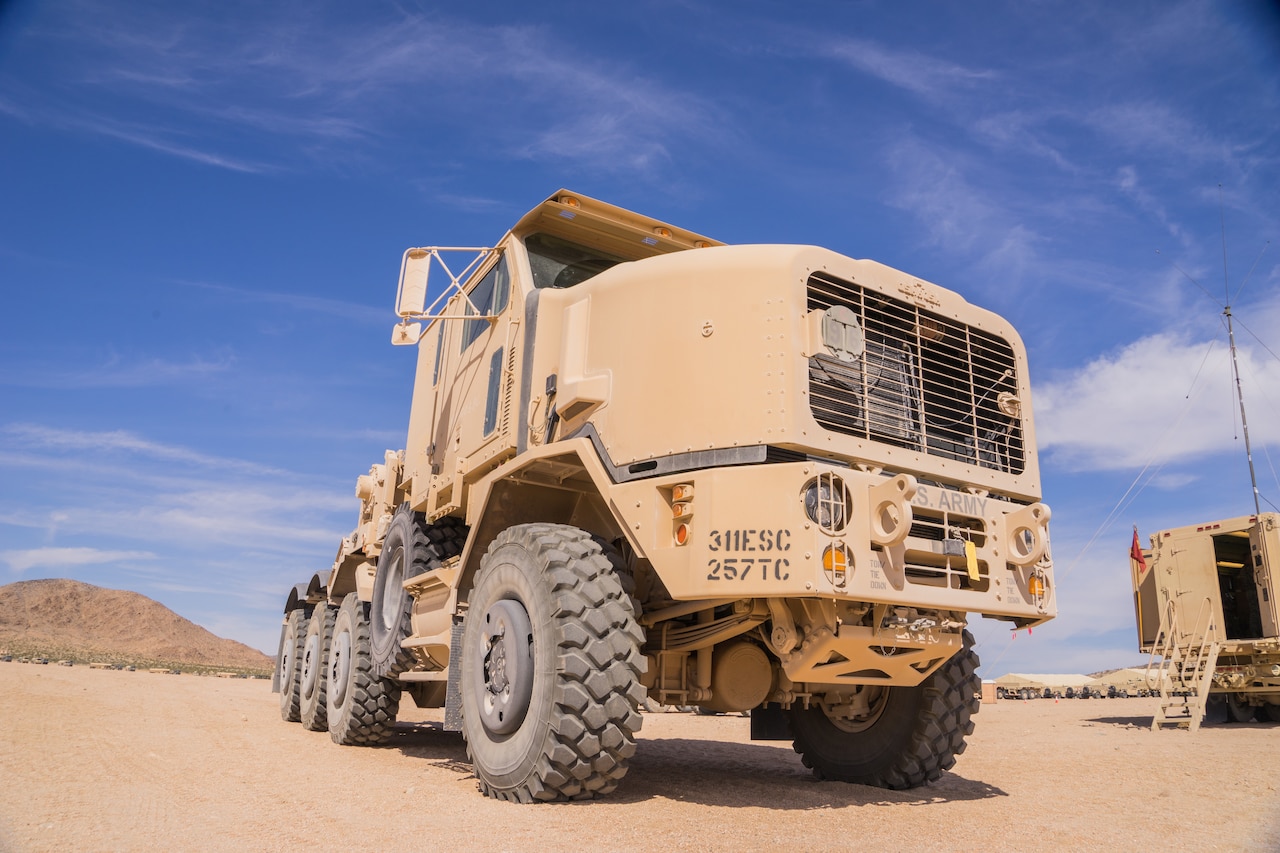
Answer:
(808, 274, 1025, 474)
(903, 508, 990, 591)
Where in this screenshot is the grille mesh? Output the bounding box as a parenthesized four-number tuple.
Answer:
(807, 273, 1025, 474)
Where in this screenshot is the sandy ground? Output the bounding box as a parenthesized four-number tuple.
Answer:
(1, 663, 1277, 852)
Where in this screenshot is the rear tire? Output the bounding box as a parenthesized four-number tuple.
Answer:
(1261, 702, 1280, 723)
(300, 604, 336, 732)
(370, 508, 467, 680)
(327, 593, 402, 745)
(1226, 694, 1257, 723)
(790, 629, 980, 789)
(277, 609, 307, 723)
(460, 524, 646, 802)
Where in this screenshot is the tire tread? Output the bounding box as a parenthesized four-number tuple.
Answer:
(466, 524, 645, 803)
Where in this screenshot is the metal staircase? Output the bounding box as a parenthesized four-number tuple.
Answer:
(1147, 597, 1220, 732)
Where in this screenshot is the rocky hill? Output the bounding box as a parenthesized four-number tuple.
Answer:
(0, 578, 272, 672)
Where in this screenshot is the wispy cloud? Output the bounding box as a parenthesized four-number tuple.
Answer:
(0, 353, 234, 389)
(816, 36, 996, 101)
(1084, 101, 1223, 165)
(1, 546, 156, 573)
(882, 134, 1040, 272)
(176, 280, 387, 325)
(0, 424, 355, 605)
(972, 111, 1077, 174)
(1, 423, 287, 478)
(4, 7, 724, 177)
(1116, 165, 1191, 248)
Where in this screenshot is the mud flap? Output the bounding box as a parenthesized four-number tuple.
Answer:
(444, 618, 465, 732)
(750, 702, 792, 741)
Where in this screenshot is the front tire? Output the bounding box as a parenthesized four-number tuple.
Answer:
(370, 508, 467, 680)
(300, 604, 336, 732)
(327, 593, 402, 745)
(460, 524, 646, 802)
(277, 609, 307, 723)
(790, 629, 980, 789)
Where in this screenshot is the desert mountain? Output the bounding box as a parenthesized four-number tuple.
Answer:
(0, 578, 272, 671)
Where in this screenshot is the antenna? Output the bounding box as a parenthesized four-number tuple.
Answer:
(1224, 302, 1262, 516)
(1218, 184, 1263, 516)
(1169, 184, 1268, 516)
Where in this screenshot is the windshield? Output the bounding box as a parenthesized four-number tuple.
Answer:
(525, 232, 627, 289)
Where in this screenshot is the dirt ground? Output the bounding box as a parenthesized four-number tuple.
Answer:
(1, 663, 1277, 852)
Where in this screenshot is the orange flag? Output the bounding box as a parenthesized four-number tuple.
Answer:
(1130, 527, 1148, 575)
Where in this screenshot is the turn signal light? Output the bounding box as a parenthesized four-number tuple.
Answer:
(672, 502, 692, 518)
(675, 523, 690, 546)
(822, 545, 848, 573)
(672, 484, 694, 502)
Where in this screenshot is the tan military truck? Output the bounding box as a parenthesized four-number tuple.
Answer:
(273, 190, 1057, 801)
(1132, 514, 1280, 727)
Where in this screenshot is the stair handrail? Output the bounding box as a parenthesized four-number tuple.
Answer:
(1187, 595, 1218, 683)
(1145, 597, 1178, 693)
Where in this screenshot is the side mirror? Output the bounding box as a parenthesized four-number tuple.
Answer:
(396, 248, 431, 317)
(391, 322, 422, 346)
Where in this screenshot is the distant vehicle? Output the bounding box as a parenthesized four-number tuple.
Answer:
(0, 655, 11, 662)
(1132, 514, 1280, 727)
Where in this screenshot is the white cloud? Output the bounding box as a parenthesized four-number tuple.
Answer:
(1035, 326, 1280, 470)
(1, 547, 155, 573)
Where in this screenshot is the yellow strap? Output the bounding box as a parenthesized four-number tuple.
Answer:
(965, 540, 980, 582)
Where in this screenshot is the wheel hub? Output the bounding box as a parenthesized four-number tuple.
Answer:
(379, 545, 405, 634)
(280, 644, 293, 681)
(301, 633, 320, 696)
(478, 598, 534, 736)
(330, 630, 352, 707)
(821, 686, 890, 733)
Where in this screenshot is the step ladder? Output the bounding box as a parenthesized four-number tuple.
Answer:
(1148, 597, 1219, 732)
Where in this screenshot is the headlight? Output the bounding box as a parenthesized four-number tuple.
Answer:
(803, 473, 851, 533)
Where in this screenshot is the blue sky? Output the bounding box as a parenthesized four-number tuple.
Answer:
(1, 1, 1277, 676)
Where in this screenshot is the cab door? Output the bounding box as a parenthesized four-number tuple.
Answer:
(424, 252, 521, 517)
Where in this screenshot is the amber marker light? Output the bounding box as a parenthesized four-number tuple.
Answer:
(1027, 575, 1046, 597)
(671, 484, 694, 502)
(671, 502, 692, 518)
(822, 544, 848, 572)
(674, 523, 690, 546)
(560, 195, 581, 208)
(653, 226, 672, 238)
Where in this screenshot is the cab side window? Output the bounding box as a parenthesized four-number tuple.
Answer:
(462, 256, 510, 351)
